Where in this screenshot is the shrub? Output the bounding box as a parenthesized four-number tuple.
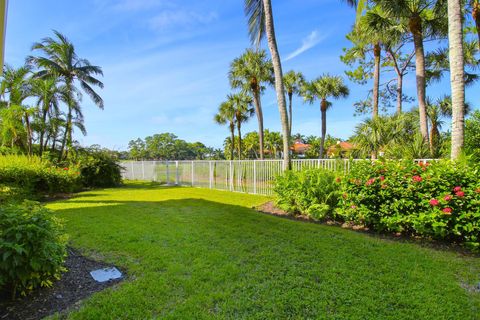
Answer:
(273, 169, 340, 220)
(0, 201, 67, 297)
(0, 155, 81, 202)
(75, 147, 123, 188)
(338, 160, 480, 250)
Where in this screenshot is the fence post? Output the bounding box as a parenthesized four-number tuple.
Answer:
(209, 161, 213, 189)
(175, 161, 179, 185)
(191, 161, 194, 186)
(141, 161, 145, 180)
(166, 161, 169, 185)
(131, 161, 135, 180)
(253, 160, 257, 194)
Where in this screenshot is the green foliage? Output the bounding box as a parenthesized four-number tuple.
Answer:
(273, 169, 340, 220)
(0, 201, 67, 297)
(338, 160, 480, 250)
(465, 110, 480, 163)
(0, 155, 81, 202)
(74, 146, 123, 188)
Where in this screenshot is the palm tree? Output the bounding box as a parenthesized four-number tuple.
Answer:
(447, 0, 466, 159)
(301, 75, 349, 158)
(228, 93, 254, 160)
(229, 49, 272, 160)
(426, 100, 445, 156)
(0, 65, 33, 154)
(243, 131, 260, 159)
(283, 70, 305, 135)
(352, 116, 394, 159)
(244, 0, 291, 170)
(30, 77, 66, 155)
(27, 30, 104, 160)
(376, 0, 447, 143)
(214, 100, 236, 160)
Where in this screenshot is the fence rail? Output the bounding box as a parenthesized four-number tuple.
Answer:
(121, 159, 435, 196)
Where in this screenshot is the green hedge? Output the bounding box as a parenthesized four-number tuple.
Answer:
(338, 160, 480, 250)
(0, 201, 67, 297)
(0, 155, 81, 202)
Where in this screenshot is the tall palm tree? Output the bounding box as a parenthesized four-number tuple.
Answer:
(376, 0, 447, 143)
(214, 100, 236, 160)
(245, 0, 291, 170)
(301, 75, 349, 158)
(283, 70, 305, 136)
(448, 0, 466, 159)
(228, 93, 254, 160)
(229, 49, 272, 160)
(27, 30, 104, 160)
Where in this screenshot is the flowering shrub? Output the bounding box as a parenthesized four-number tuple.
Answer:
(0, 155, 81, 202)
(273, 169, 340, 221)
(337, 160, 480, 250)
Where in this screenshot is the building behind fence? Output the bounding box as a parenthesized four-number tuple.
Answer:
(121, 159, 434, 196)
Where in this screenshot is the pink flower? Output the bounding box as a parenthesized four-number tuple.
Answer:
(379, 176, 385, 181)
(63, 167, 69, 171)
(442, 207, 453, 215)
(453, 186, 462, 192)
(455, 191, 465, 198)
(366, 178, 376, 186)
(412, 175, 423, 182)
(429, 199, 439, 206)
(444, 195, 452, 201)
(351, 205, 357, 209)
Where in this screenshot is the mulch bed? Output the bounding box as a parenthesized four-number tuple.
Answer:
(0, 248, 124, 320)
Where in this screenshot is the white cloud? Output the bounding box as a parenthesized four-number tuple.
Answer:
(148, 10, 218, 31)
(284, 30, 325, 62)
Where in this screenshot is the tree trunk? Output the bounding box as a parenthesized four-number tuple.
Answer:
(430, 125, 440, 156)
(320, 99, 327, 159)
(262, 0, 291, 170)
(396, 74, 403, 114)
(237, 123, 242, 160)
(59, 108, 71, 161)
(473, 1, 480, 50)
(252, 90, 264, 160)
(24, 112, 32, 156)
(39, 101, 49, 156)
(449, 0, 466, 159)
(230, 124, 235, 160)
(372, 42, 381, 118)
(288, 91, 293, 137)
(409, 15, 430, 143)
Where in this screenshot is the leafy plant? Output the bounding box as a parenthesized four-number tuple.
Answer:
(0, 201, 67, 298)
(74, 146, 123, 188)
(274, 169, 340, 220)
(338, 160, 480, 250)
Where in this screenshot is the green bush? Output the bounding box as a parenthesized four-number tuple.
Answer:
(273, 169, 340, 220)
(75, 147, 123, 188)
(0, 155, 81, 202)
(338, 160, 480, 250)
(0, 201, 67, 297)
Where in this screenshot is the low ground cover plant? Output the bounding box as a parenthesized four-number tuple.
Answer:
(273, 169, 340, 220)
(0, 201, 67, 298)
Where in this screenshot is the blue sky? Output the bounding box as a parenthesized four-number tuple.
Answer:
(5, 0, 478, 150)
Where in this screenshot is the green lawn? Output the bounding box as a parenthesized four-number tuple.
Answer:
(47, 182, 480, 319)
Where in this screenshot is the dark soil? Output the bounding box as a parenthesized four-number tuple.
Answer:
(0, 248, 124, 320)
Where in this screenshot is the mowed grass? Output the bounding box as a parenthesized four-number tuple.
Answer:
(47, 182, 480, 319)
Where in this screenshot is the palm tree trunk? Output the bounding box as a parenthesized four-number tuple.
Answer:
(396, 73, 403, 114)
(409, 16, 430, 143)
(230, 124, 235, 160)
(237, 123, 242, 160)
(262, 0, 291, 170)
(372, 42, 381, 118)
(288, 91, 293, 137)
(60, 109, 71, 160)
(252, 90, 264, 160)
(449, 0, 466, 159)
(24, 112, 32, 156)
(39, 102, 49, 156)
(430, 125, 439, 156)
(320, 99, 327, 159)
(473, 1, 480, 50)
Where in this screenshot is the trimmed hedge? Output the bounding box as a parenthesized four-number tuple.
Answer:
(0, 155, 81, 202)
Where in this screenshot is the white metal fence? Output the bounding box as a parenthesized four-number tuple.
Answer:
(121, 159, 434, 196)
